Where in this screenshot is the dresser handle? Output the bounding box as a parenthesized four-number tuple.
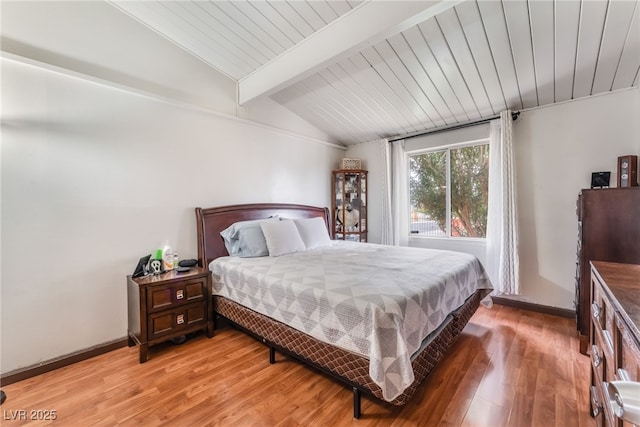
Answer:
(607, 382, 625, 419)
(603, 330, 614, 354)
(617, 369, 630, 381)
(613, 391, 624, 418)
(591, 385, 602, 417)
(608, 381, 640, 424)
(176, 289, 184, 300)
(592, 302, 601, 320)
(592, 345, 601, 368)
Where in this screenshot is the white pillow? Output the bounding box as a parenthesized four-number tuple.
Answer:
(294, 217, 331, 249)
(260, 220, 306, 256)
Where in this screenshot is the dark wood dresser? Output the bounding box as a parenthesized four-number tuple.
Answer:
(576, 188, 640, 353)
(127, 267, 213, 363)
(589, 261, 640, 426)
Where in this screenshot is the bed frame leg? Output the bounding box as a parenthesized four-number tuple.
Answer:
(269, 347, 276, 364)
(353, 387, 361, 419)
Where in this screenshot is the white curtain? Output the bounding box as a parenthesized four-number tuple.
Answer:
(486, 110, 520, 295)
(380, 139, 393, 245)
(381, 139, 409, 246)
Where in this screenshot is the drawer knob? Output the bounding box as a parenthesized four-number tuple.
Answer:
(591, 385, 602, 417)
(177, 314, 184, 325)
(592, 302, 601, 320)
(176, 290, 184, 300)
(591, 345, 601, 368)
(607, 381, 640, 424)
(613, 391, 624, 418)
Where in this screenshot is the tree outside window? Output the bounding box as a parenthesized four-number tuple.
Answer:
(409, 144, 489, 238)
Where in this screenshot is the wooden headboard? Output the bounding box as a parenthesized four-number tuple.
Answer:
(195, 203, 331, 267)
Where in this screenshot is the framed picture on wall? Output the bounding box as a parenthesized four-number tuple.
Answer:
(590, 172, 610, 188)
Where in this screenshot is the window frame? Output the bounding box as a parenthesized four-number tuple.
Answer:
(406, 138, 490, 241)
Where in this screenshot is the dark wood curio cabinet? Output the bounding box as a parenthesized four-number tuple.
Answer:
(332, 169, 367, 242)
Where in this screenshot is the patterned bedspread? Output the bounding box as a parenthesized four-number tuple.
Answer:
(209, 241, 493, 401)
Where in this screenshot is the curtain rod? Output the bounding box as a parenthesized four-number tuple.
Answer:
(388, 111, 520, 142)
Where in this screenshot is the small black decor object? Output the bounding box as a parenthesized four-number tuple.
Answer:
(591, 172, 610, 189)
(132, 254, 151, 278)
(0, 389, 6, 405)
(171, 335, 187, 345)
(178, 259, 198, 268)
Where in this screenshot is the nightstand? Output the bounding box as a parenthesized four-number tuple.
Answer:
(127, 267, 213, 363)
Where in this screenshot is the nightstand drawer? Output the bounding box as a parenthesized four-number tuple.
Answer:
(147, 278, 205, 312)
(147, 301, 207, 339)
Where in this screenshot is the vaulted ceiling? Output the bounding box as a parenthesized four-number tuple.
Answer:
(110, 0, 639, 146)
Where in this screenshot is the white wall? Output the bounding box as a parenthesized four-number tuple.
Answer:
(346, 87, 640, 310)
(0, 58, 343, 374)
(0, 1, 345, 374)
(514, 88, 639, 309)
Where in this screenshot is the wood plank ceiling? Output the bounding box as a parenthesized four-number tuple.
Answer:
(111, 0, 639, 146)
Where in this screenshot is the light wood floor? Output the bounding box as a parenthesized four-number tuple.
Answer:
(1, 305, 595, 426)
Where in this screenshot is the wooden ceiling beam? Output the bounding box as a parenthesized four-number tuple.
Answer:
(238, 0, 463, 105)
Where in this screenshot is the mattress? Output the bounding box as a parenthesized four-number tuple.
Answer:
(209, 240, 492, 401)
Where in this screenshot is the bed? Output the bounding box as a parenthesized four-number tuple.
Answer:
(195, 203, 493, 418)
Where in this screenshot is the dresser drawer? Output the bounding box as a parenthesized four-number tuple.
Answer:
(617, 319, 640, 383)
(590, 385, 606, 427)
(592, 278, 615, 355)
(590, 262, 640, 427)
(147, 278, 206, 312)
(147, 301, 207, 339)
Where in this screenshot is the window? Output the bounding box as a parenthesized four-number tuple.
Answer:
(409, 142, 489, 238)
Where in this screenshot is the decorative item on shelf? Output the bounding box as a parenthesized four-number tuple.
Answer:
(147, 258, 164, 275)
(341, 158, 362, 170)
(161, 240, 173, 270)
(335, 201, 360, 230)
(174, 252, 190, 272)
(617, 155, 638, 187)
(132, 254, 152, 278)
(590, 171, 610, 188)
